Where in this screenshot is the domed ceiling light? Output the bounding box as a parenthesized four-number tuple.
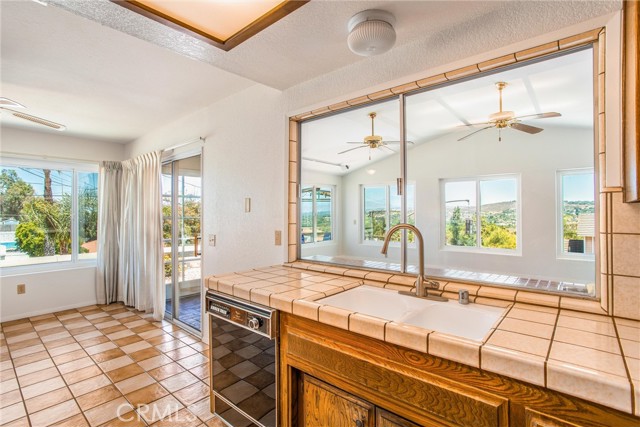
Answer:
(347, 9, 396, 57)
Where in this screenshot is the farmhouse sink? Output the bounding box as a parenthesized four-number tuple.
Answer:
(317, 285, 505, 342)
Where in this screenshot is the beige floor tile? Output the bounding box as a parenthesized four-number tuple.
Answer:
(12, 351, 50, 368)
(84, 396, 132, 426)
(63, 365, 103, 385)
(73, 330, 103, 342)
(0, 401, 26, 425)
(125, 383, 169, 407)
(106, 363, 144, 383)
(70, 374, 111, 397)
(86, 342, 117, 356)
(17, 366, 59, 387)
(25, 386, 73, 414)
(165, 346, 198, 361)
(41, 331, 72, 343)
(106, 329, 135, 341)
(173, 381, 209, 406)
(92, 348, 126, 364)
(78, 336, 110, 349)
(15, 358, 54, 377)
(112, 335, 142, 347)
(98, 355, 134, 372)
(155, 339, 188, 353)
(151, 407, 201, 427)
(121, 340, 152, 354)
(58, 356, 96, 374)
(9, 343, 46, 359)
(138, 355, 173, 371)
(53, 349, 89, 365)
(129, 347, 161, 362)
(148, 363, 186, 381)
(49, 343, 82, 357)
(44, 337, 77, 350)
(29, 399, 80, 427)
(76, 385, 122, 411)
(0, 389, 22, 409)
(21, 376, 66, 400)
(176, 353, 208, 370)
(187, 397, 214, 422)
(51, 413, 90, 426)
(99, 410, 147, 427)
(115, 372, 155, 394)
(160, 371, 199, 393)
(140, 395, 183, 424)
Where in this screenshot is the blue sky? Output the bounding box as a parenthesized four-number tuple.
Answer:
(562, 172, 594, 201)
(1, 167, 96, 199)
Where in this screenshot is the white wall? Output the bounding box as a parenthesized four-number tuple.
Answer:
(126, 84, 287, 278)
(337, 126, 595, 283)
(0, 127, 126, 321)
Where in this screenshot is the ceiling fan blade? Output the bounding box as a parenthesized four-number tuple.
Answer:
(458, 121, 492, 128)
(513, 112, 561, 121)
(380, 140, 415, 145)
(457, 126, 494, 141)
(338, 145, 368, 155)
(510, 122, 544, 134)
(380, 145, 396, 153)
(0, 107, 66, 131)
(345, 141, 366, 144)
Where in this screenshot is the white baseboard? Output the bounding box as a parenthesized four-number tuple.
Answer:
(1, 300, 99, 323)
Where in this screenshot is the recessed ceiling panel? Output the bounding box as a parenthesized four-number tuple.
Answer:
(114, 0, 307, 50)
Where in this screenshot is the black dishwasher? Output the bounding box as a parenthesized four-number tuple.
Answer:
(207, 291, 278, 427)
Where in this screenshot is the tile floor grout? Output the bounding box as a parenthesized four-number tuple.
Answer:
(0, 303, 225, 427)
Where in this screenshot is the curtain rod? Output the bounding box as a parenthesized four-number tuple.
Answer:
(163, 136, 206, 152)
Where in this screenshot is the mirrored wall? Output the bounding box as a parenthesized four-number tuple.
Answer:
(299, 46, 596, 296)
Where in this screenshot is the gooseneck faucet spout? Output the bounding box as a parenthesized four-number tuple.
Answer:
(380, 223, 447, 301)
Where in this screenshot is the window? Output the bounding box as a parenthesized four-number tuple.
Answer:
(300, 185, 334, 244)
(0, 159, 98, 268)
(557, 169, 595, 257)
(442, 176, 519, 252)
(363, 184, 415, 242)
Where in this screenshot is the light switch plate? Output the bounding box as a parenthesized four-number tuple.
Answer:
(209, 234, 216, 247)
(17, 284, 25, 294)
(275, 230, 282, 246)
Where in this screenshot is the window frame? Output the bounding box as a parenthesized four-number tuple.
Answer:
(556, 168, 596, 261)
(0, 156, 99, 273)
(440, 174, 521, 256)
(300, 184, 335, 246)
(361, 183, 416, 244)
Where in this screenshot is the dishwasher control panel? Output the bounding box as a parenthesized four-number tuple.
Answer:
(206, 291, 276, 339)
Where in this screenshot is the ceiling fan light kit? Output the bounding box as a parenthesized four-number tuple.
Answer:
(347, 9, 396, 57)
(458, 81, 561, 142)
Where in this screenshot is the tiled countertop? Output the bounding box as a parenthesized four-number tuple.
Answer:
(205, 263, 640, 416)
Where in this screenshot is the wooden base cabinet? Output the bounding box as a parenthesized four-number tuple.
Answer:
(279, 313, 640, 427)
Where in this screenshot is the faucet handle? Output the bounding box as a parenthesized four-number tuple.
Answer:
(458, 289, 470, 305)
(425, 279, 440, 289)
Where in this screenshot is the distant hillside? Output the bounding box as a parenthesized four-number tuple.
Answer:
(480, 200, 516, 213)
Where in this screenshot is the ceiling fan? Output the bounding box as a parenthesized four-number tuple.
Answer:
(458, 82, 560, 142)
(0, 97, 66, 131)
(338, 112, 411, 160)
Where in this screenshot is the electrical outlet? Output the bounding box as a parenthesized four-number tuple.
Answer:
(275, 230, 282, 246)
(17, 284, 25, 294)
(209, 234, 216, 247)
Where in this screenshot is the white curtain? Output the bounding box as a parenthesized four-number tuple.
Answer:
(118, 151, 164, 320)
(96, 161, 122, 305)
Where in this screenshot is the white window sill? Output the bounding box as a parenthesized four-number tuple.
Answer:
(0, 260, 97, 277)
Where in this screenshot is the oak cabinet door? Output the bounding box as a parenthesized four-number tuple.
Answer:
(300, 374, 374, 427)
(376, 408, 425, 427)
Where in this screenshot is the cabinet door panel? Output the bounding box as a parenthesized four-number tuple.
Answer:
(301, 374, 374, 427)
(376, 408, 431, 427)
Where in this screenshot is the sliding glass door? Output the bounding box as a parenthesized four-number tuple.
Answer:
(162, 154, 202, 332)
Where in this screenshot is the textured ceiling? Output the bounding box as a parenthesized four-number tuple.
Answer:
(0, 0, 621, 144)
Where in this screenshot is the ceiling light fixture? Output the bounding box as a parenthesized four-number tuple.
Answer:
(347, 9, 396, 57)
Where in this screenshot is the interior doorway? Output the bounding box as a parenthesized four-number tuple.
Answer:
(162, 154, 202, 333)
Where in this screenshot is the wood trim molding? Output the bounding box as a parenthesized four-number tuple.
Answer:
(111, 0, 308, 51)
(623, 0, 640, 202)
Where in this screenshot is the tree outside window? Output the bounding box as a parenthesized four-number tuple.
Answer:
(363, 184, 415, 243)
(0, 163, 98, 267)
(443, 176, 518, 251)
